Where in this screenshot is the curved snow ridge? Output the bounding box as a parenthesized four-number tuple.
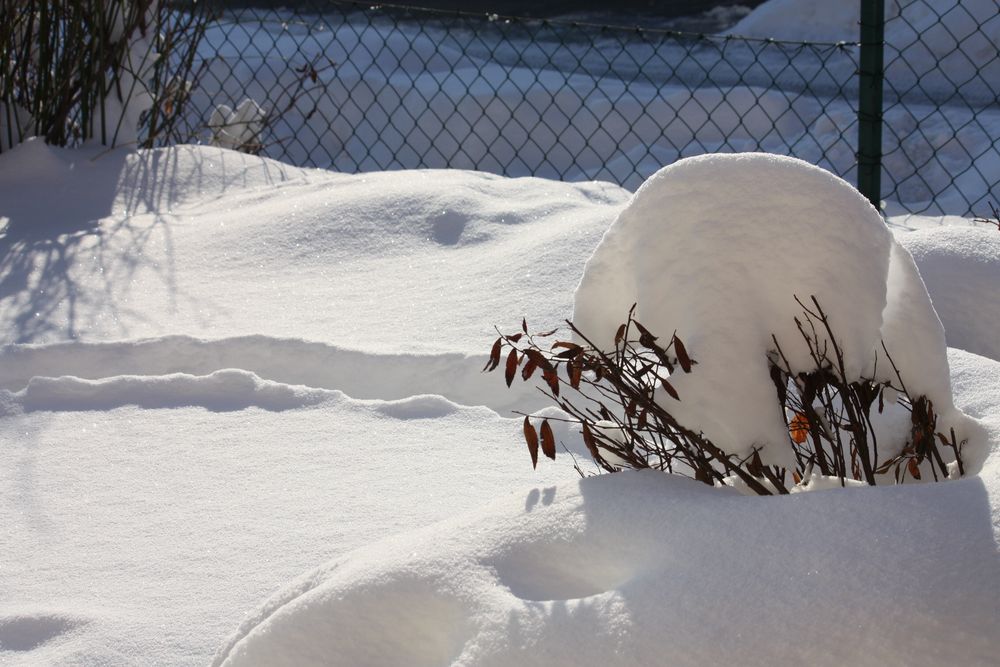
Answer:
(212, 469, 1000, 667)
(12, 372, 485, 420)
(18, 369, 335, 413)
(0, 335, 544, 414)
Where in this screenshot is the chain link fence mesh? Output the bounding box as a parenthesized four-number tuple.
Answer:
(153, 1, 1000, 215)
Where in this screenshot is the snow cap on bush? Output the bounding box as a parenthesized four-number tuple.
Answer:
(574, 152, 973, 469)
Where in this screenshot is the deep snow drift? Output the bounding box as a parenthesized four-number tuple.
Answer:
(573, 153, 976, 468)
(210, 153, 999, 665)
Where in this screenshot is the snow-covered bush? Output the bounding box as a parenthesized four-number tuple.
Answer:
(209, 98, 267, 154)
(0, 0, 209, 151)
(488, 153, 980, 494)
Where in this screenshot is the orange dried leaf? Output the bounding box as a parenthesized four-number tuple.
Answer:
(789, 412, 810, 444)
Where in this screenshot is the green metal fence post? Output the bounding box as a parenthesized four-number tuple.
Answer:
(858, 0, 885, 210)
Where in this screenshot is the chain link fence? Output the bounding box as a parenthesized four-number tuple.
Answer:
(179, 0, 996, 215)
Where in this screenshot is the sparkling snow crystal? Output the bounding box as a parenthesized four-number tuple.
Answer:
(574, 153, 979, 468)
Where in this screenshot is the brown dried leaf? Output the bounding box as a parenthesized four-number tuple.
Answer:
(542, 368, 560, 397)
(673, 335, 692, 373)
(581, 422, 599, 458)
(540, 420, 556, 460)
(568, 359, 582, 389)
(556, 347, 582, 360)
(505, 349, 519, 387)
(521, 356, 539, 381)
(525, 349, 554, 374)
(522, 317, 528, 334)
(637, 409, 648, 429)
(907, 458, 922, 480)
(633, 320, 656, 342)
(660, 378, 680, 401)
(524, 416, 539, 469)
(506, 333, 523, 343)
(614, 324, 627, 346)
(484, 337, 502, 372)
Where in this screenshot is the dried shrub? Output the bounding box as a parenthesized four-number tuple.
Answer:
(486, 299, 965, 496)
(973, 201, 999, 231)
(0, 0, 210, 151)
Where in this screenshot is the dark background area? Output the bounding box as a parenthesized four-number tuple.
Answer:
(201, 1, 768, 25)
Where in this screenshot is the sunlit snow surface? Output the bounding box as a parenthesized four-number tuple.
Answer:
(211, 153, 1000, 667)
(0, 142, 998, 665)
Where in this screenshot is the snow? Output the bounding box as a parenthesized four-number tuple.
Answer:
(214, 379, 1000, 666)
(2, 3, 1000, 660)
(1, 140, 997, 665)
(896, 225, 1000, 363)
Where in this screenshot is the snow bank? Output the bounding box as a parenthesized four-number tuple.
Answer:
(731, 0, 999, 104)
(897, 226, 1000, 362)
(214, 432, 1000, 666)
(574, 153, 975, 467)
(732, 0, 999, 49)
(0, 140, 628, 352)
(729, 0, 859, 42)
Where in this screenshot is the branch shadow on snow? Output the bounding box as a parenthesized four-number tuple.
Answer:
(0, 147, 127, 342)
(0, 144, 274, 343)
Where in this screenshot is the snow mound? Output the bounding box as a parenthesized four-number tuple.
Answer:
(728, 0, 859, 42)
(213, 460, 1000, 667)
(0, 143, 627, 352)
(574, 153, 975, 467)
(897, 226, 1000, 363)
(731, 0, 999, 46)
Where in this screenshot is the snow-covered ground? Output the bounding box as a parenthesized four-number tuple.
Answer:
(3, 0, 1000, 665)
(2, 137, 999, 666)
